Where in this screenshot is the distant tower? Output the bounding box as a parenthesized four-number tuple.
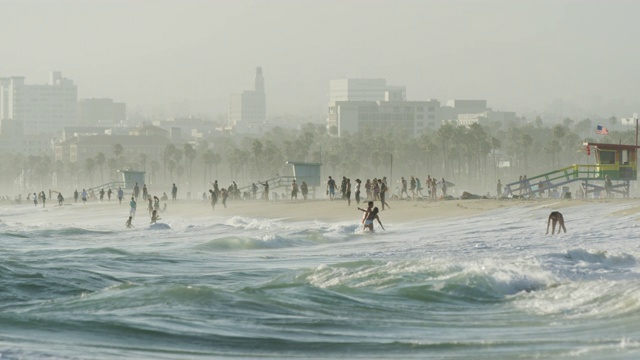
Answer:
(254, 67, 264, 93)
(229, 67, 267, 134)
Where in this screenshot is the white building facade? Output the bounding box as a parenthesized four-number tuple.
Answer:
(0, 71, 77, 136)
(327, 78, 406, 130)
(334, 100, 440, 137)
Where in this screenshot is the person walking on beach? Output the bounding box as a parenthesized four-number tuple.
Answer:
(251, 183, 258, 199)
(291, 180, 298, 201)
(221, 188, 228, 208)
(209, 189, 218, 210)
(415, 177, 424, 198)
(345, 178, 352, 206)
(142, 184, 148, 201)
(373, 179, 380, 201)
(258, 180, 269, 201)
(125, 216, 134, 228)
(327, 176, 336, 200)
(400, 177, 409, 199)
(40, 191, 46, 208)
(117, 187, 124, 205)
(496, 179, 502, 198)
(172, 183, 178, 202)
(81, 189, 88, 204)
(129, 197, 137, 218)
(133, 183, 140, 200)
(32, 192, 38, 207)
(57, 192, 64, 206)
(301, 181, 308, 201)
(355, 179, 362, 205)
(441, 178, 448, 197)
(379, 179, 390, 210)
(410, 176, 416, 199)
(73, 189, 79, 203)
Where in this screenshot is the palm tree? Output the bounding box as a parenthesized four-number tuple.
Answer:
(113, 144, 123, 160)
(163, 144, 176, 183)
(150, 160, 160, 186)
(107, 158, 118, 182)
(202, 149, 215, 186)
(184, 143, 196, 192)
(251, 139, 264, 178)
(95, 152, 106, 184)
(84, 158, 96, 186)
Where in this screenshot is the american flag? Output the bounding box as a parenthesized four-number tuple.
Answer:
(596, 125, 609, 135)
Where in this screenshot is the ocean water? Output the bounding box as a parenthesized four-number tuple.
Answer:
(2, 201, 640, 359)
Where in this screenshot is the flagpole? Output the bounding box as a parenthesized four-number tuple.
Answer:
(636, 116, 638, 146)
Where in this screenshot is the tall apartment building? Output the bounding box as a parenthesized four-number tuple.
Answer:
(78, 98, 126, 125)
(229, 67, 266, 134)
(0, 71, 78, 136)
(327, 78, 406, 130)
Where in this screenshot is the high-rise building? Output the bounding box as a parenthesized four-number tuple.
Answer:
(229, 67, 267, 134)
(0, 71, 78, 135)
(327, 78, 406, 130)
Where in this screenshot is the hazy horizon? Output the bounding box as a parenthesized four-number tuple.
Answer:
(2, 0, 639, 121)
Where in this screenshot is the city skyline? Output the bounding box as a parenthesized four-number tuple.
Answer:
(2, 0, 638, 120)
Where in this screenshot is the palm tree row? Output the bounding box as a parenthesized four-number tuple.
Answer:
(0, 118, 635, 197)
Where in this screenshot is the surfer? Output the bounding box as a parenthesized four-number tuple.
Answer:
(363, 207, 385, 232)
(125, 216, 134, 228)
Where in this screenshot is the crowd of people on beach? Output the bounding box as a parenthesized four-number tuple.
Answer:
(12, 173, 455, 232)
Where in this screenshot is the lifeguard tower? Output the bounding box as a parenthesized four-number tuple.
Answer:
(503, 142, 639, 198)
(117, 170, 146, 190)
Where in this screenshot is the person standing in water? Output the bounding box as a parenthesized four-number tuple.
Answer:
(357, 201, 374, 226)
(150, 209, 160, 224)
(363, 207, 385, 232)
(129, 197, 137, 218)
(125, 216, 134, 228)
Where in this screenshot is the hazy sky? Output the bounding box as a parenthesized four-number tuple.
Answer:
(2, 0, 639, 120)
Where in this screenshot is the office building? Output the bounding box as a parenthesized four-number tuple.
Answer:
(0, 71, 77, 135)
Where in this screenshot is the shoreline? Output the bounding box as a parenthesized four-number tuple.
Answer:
(2, 196, 638, 228)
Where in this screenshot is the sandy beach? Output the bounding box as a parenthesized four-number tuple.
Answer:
(5, 195, 639, 227)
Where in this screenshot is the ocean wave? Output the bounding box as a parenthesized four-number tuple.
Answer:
(2, 226, 116, 239)
(564, 248, 636, 267)
(302, 259, 553, 302)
